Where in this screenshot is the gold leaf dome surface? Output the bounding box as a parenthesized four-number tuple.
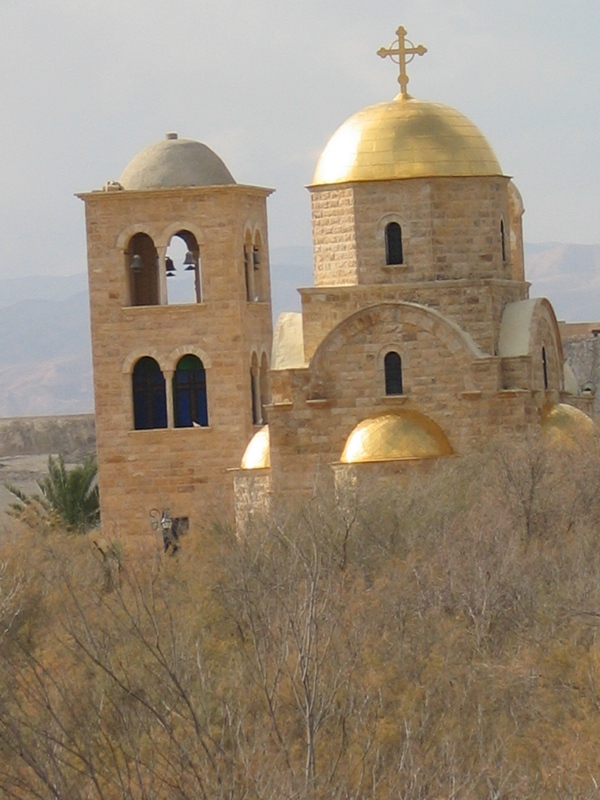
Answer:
(340, 411, 453, 464)
(541, 403, 596, 446)
(312, 95, 502, 186)
(241, 425, 270, 470)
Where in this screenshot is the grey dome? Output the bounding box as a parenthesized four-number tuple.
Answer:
(119, 134, 236, 190)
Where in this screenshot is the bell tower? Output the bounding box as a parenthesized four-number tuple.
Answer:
(78, 133, 273, 538)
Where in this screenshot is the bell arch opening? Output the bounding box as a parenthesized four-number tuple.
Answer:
(244, 229, 267, 302)
(166, 230, 201, 304)
(128, 233, 159, 306)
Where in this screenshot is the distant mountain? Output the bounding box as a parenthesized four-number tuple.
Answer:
(0, 243, 597, 417)
(0, 273, 88, 310)
(0, 289, 93, 417)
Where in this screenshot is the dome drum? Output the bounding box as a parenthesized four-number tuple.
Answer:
(311, 173, 514, 288)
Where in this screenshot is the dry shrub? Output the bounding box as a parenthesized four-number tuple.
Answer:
(0, 435, 599, 798)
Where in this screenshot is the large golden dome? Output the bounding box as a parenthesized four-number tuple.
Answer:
(340, 411, 453, 464)
(312, 95, 502, 186)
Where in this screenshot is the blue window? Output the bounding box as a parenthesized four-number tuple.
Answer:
(132, 357, 167, 430)
(173, 355, 208, 427)
(384, 352, 403, 395)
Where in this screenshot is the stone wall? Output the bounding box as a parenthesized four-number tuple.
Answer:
(299, 279, 527, 360)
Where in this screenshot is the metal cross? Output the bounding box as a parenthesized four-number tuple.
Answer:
(377, 25, 427, 98)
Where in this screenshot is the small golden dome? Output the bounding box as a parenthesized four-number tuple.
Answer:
(541, 403, 596, 446)
(340, 411, 453, 464)
(241, 425, 270, 469)
(312, 95, 502, 186)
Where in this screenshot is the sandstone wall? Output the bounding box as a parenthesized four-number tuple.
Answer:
(310, 176, 513, 287)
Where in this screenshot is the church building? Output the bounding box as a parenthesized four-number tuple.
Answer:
(79, 25, 593, 538)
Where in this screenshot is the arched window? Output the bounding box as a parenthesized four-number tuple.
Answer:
(542, 346, 549, 390)
(500, 219, 507, 263)
(250, 354, 261, 424)
(260, 353, 269, 423)
(128, 233, 159, 306)
(384, 352, 403, 395)
(173, 355, 208, 427)
(132, 357, 167, 430)
(385, 222, 403, 265)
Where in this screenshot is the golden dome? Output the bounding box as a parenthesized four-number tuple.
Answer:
(340, 411, 453, 464)
(241, 425, 270, 469)
(541, 403, 596, 446)
(312, 95, 502, 186)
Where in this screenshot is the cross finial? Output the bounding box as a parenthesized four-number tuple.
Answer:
(377, 25, 427, 98)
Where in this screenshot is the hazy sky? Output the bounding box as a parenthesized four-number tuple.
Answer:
(0, 0, 598, 279)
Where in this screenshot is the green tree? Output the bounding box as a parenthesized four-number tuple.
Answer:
(7, 454, 99, 533)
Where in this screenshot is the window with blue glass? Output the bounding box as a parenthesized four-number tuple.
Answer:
(173, 355, 208, 427)
(132, 357, 167, 430)
(384, 351, 403, 395)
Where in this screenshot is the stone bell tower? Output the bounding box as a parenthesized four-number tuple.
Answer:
(78, 133, 273, 538)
